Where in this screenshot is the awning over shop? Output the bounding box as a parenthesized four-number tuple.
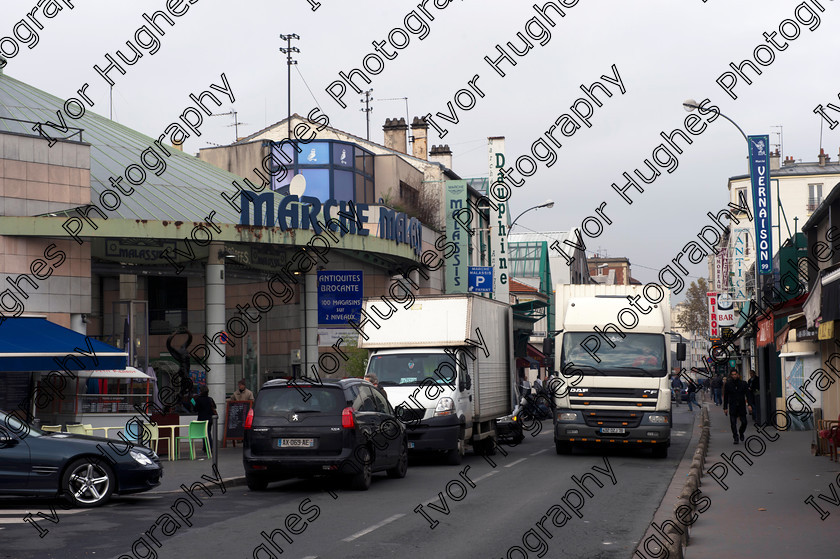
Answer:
(0, 317, 127, 372)
(757, 316, 775, 348)
(822, 270, 840, 322)
(778, 351, 818, 357)
(735, 301, 752, 331)
(804, 281, 821, 329)
(75, 368, 150, 379)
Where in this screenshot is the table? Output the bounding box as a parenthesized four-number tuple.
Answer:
(157, 424, 193, 460)
(88, 426, 123, 439)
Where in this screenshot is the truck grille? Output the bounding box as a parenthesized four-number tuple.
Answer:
(581, 410, 644, 428)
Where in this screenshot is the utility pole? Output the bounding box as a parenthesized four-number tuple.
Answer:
(279, 34, 300, 141)
(360, 89, 374, 140)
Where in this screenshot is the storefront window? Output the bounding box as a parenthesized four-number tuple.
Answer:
(297, 142, 330, 165)
(148, 277, 188, 335)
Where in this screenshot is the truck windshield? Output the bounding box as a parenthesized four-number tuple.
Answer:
(561, 333, 667, 377)
(367, 353, 457, 387)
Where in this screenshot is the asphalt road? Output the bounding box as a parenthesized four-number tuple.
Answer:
(1, 409, 695, 559)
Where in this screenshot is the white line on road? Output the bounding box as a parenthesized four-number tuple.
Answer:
(342, 513, 405, 542)
(472, 470, 499, 483)
(504, 457, 528, 468)
(529, 448, 549, 456)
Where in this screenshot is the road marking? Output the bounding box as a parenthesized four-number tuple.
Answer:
(472, 470, 499, 483)
(672, 430, 688, 437)
(342, 513, 405, 542)
(504, 457, 527, 468)
(530, 448, 549, 456)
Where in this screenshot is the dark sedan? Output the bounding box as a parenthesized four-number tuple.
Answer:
(0, 411, 162, 507)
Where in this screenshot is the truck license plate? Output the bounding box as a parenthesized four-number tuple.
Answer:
(600, 428, 625, 434)
(278, 438, 315, 448)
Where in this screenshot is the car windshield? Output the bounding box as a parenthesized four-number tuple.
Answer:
(366, 353, 457, 386)
(561, 333, 667, 377)
(255, 387, 346, 415)
(0, 410, 43, 437)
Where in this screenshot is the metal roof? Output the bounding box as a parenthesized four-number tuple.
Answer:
(0, 72, 248, 224)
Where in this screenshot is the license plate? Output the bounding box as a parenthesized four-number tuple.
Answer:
(600, 428, 625, 434)
(278, 438, 315, 448)
(408, 442, 415, 449)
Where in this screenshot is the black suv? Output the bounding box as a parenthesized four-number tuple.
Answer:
(243, 378, 408, 491)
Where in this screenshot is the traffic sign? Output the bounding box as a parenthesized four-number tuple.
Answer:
(468, 266, 493, 293)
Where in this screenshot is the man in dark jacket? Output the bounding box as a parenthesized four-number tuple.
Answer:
(711, 374, 723, 406)
(746, 369, 760, 422)
(723, 369, 753, 444)
(192, 386, 217, 456)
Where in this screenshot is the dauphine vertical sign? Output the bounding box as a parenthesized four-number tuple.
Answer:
(488, 137, 510, 302)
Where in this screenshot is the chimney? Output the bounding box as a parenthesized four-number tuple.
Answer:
(383, 118, 408, 154)
(173, 140, 184, 152)
(770, 149, 780, 170)
(411, 116, 428, 160)
(429, 144, 453, 170)
(783, 155, 795, 167)
(819, 148, 827, 166)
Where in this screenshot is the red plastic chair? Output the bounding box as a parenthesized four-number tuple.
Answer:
(818, 415, 840, 461)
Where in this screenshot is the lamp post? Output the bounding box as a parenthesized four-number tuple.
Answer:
(507, 199, 554, 237)
(683, 98, 765, 424)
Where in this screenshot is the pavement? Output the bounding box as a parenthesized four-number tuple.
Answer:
(148, 442, 247, 495)
(640, 392, 840, 558)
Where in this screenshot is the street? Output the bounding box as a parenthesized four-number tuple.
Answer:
(1, 411, 694, 559)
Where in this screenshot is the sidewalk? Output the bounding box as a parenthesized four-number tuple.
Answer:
(148, 444, 247, 495)
(686, 402, 839, 557)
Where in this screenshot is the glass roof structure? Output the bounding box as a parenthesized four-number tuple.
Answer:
(0, 72, 248, 224)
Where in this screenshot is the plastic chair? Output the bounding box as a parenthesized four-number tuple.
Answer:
(142, 423, 173, 461)
(66, 424, 93, 435)
(41, 425, 62, 433)
(819, 414, 840, 461)
(174, 421, 211, 460)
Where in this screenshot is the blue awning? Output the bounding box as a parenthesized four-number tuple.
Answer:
(0, 317, 127, 372)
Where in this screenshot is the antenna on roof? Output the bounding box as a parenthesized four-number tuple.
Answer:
(377, 96, 411, 143)
(211, 108, 247, 142)
(771, 125, 783, 159)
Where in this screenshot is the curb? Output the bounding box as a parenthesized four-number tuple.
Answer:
(146, 475, 249, 496)
(634, 400, 710, 558)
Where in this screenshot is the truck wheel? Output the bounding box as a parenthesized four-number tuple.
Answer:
(652, 445, 668, 459)
(555, 440, 572, 455)
(445, 437, 464, 465)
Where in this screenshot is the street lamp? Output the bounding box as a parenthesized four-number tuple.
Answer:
(683, 98, 764, 422)
(682, 99, 748, 145)
(507, 199, 554, 237)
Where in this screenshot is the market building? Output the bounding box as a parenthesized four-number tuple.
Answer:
(0, 70, 500, 432)
(0, 65, 556, 439)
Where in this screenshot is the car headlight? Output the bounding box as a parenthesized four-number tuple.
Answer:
(558, 412, 578, 421)
(648, 414, 669, 424)
(434, 397, 455, 416)
(130, 449, 154, 466)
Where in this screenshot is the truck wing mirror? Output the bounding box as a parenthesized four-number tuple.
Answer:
(677, 342, 686, 362)
(542, 336, 555, 357)
(460, 372, 472, 392)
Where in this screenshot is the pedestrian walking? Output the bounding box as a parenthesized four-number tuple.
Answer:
(686, 378, 699, 412)
(192, 385, 217, 456)
(747, 369, 760, 422)
(711, 374, 723, 406)
(723, 369, 753, 444)
(671, 373, 683, 406)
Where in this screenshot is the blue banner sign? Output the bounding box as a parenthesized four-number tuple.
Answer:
(318, 271, 363, 325)
(468, 266, 493, 292)
(748, 135, 772, 275)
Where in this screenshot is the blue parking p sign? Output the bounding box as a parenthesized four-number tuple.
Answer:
(468, 267, 493, 293)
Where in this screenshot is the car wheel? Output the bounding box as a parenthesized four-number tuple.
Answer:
(387, 440, 408, 479)
(350, 447, 372, 490)
(555, 440, 572, 455)
(246, 474, 269, 491)
(445, 435, 465, 465)
(61, 457, 115, 508)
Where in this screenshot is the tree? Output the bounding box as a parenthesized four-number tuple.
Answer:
(677, 278, 710, 335)
(343, 338, 369, 378)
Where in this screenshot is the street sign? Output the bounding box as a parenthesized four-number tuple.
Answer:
(318, 271, 363, 324)
(468, 266, 493, 292)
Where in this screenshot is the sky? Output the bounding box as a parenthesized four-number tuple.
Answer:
(4, 0, 839, 301)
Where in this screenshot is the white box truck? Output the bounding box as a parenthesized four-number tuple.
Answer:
(358, 294, 515, 464)
(549, 284, 684, 458)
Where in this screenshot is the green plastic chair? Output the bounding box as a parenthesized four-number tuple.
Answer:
(174, 421, 211, 460)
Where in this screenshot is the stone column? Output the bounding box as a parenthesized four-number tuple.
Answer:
(206, 244, 227, 407)
(304, 272, 319, 377)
